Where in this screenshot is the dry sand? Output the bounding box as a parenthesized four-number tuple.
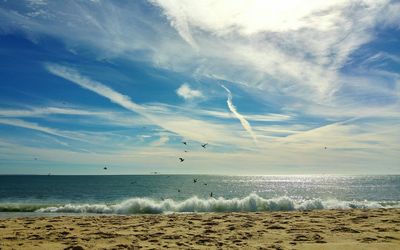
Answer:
(0, 208, 399, 249)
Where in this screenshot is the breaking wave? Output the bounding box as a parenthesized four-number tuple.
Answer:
(1, 194, 399, 214)
(37, 194, 400, 214)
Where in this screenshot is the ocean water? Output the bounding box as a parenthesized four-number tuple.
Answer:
(0, 175, 399, 216)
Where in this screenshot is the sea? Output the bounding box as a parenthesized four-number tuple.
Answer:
(0, 175, 399, 217)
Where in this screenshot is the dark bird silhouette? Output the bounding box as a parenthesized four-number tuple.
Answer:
(104, 167, 107, 170)
(178, 189, 181, 192)
(179, 158, 185, 162)
(182, 141, 187, 145)
(193, 178, 198, 183)
(210, 192, 213, 197)
(203, 183, 207, 186)
(324, 146, 327, 150)
(184, 150, 188, 153)
(201, 143, 208, 148)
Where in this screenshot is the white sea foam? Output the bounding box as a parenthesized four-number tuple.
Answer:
(34, 194, 400, 214)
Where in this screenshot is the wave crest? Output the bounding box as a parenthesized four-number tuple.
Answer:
(33, 194, 400, 214)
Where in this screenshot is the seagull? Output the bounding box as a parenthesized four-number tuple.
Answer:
(179, 158, 185, 162)
(193, 178, 198, 183)
(201, 143, 208, 148)
(182, 141, 187, 145)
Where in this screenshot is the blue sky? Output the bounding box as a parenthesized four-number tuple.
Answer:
(0, 0, 399, 175)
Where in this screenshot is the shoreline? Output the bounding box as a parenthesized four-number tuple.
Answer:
(1, 208, 399, 249)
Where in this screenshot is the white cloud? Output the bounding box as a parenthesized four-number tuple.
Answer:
(198, 109, 292, 122)
(221, 85, 257, 143)
(0, 107, 107, 117)
(1, 117, 399, 174)
(0, 118, 85, 142)
(0, 2, 399, 173)
(151, 0, 392, 101)
(1, 0, 398, 108)
(150, 134, 169, 146)
(46, 64, 256, 146)
(46, 64, 148, 117)
(176, 83, 203, 100)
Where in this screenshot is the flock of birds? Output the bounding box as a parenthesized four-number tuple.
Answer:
(41, 142, 328, 199)
(177, 141, 213, 197)
(102, 141, 208, 169)
(179, 141, 208, 163)
(101, 141, 214, 197)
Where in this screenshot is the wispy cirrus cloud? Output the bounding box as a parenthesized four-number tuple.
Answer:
(1, 0, 398, 111)
(45, 63, 256, 146)
(0, 118, 86, 142)
(0, 107, 107, 117)
(0, 1, 399, 174)
(46, 64, 149, 117)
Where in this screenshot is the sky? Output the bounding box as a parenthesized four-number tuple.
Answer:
(0, 0, 399, 175)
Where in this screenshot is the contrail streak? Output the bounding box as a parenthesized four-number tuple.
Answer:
(221, 85, 257, 143)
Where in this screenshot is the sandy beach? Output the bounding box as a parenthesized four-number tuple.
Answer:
(0, 208, 399, 249)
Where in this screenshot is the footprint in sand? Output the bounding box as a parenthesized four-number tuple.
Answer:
(64, 246, 84, 250)
(293, 234, 309, 242)
(331, 226, 360, 233)
(359, 237, 378, 243)
(267, 224, 286, 230)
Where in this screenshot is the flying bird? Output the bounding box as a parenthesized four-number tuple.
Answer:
(179, 158, 185, 162)
(193, 178, 198, 183)
(201, 143, 208, 148)
(184, 150, 188, 153)
(182, 141, 187, 145)
(324, 146, 327, 150)
(104, 167, 107, 170)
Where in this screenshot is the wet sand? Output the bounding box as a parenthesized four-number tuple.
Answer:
(1, 208, 399, 249)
